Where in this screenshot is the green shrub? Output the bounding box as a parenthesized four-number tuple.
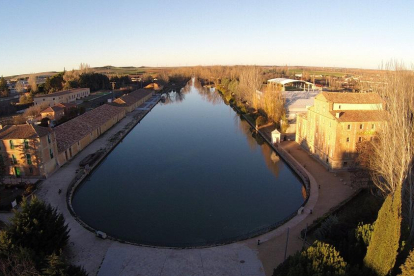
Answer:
(256, 116, 267, 127)
(0, 196, 69, 257)
(364, 189, 402, 276)
(314, 215, 339, 241)
(399, 249, 414, 276)
(355, 222, 374, 248)
(273, 241, 347, 276)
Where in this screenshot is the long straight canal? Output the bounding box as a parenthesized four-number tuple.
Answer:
(72, 79, 305, 247)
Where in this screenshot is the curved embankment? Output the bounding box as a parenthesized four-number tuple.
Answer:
(66, 97, 161, 237)
(67, 91, 316, 249)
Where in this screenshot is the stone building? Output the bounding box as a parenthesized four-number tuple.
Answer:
(40, 105, 65, 121)
(0, 124, 59, 178)
(34, 88, 90, 106)
(113, 89, 153, 112)
(296, 92, 385, 171)
(54, 104, 125, 165)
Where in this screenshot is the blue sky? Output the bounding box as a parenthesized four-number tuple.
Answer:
(0, 0, 413, 76)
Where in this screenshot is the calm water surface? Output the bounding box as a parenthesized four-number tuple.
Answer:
(72, 80, 304, 247)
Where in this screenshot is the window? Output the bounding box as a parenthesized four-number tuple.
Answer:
(347, 124, 351, 130)
(26, 154, 32, 165)
(338, 105, 341, 109)
(9, 140, 14, 149)
(24, 139, 29, 149)
(47, 134, 51, 144)
(358, 137, 362, 142)
(346, 137, 350, 143)
(11, 154, 17, 164)
(360, 124, 363, 129)
(29, 167, 33, 174)
(14, 167, 21, 177)
(49, 149, 54, 159)
(343, 162, 348, 167)
(372, 124, 375, 129)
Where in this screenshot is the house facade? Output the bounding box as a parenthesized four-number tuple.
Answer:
(34, 88, 90, 106)
(296, 92, 385, 171)
(0, 124, 59, 178)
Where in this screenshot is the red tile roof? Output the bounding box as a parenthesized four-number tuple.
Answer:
(129, 89, 153, 101)
(319, 92, 384, 104)
(0, 124, 52, 139)
(56, 102, 77, 109)
(41, 106, 64, 113)
(54, 104, 124, 152)
(113, 94, 138, 107)
(112, 89, 153, 108)
(330, 110, 386, 122)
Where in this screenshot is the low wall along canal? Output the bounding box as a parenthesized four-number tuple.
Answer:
(71, 79, 306, 248)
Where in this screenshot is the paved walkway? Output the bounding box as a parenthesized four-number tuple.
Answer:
(0, 103, 355, 275)
(256, 141, 355, 275)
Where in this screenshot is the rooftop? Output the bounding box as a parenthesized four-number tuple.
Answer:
(113, 94, 138, 107)
(319, 92, 384, 104)
(330, 110, 385, 122)
(54, 104, 124, 152)
(0, 124, 52, 139)
(56, 102, 77, 109)
(41, 106, 64, 113)
(34, 88, 90, 98)
(129, 89, 153, 101)
(268, 78, 314, 86)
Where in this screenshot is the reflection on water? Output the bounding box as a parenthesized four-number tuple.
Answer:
(72, 79, 304, 247)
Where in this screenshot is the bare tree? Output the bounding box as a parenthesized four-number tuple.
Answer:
(28, 74, 37, 93)
(79, 63, 90, 74)
(366, 61, 414, 238)
(15, 81, 25, 93)
(238, 66, 263, 109)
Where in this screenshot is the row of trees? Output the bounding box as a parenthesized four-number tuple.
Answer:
(40, 63, 132, 94)
(194, 65, 287, 126)
(0, 197, 87, 276)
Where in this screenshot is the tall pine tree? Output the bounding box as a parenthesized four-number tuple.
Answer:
(364, 187, 402, 276)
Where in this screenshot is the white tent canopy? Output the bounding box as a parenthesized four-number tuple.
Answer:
(267, 78, 314, 86)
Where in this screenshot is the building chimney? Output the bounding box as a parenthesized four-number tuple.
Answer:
(336, 112, 342, 118)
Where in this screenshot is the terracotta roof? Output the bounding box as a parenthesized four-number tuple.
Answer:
(0, 124, 52, 139)
(34, 88, 90, 98)
(129, 89, 153, 101)
(54, 104, 124, 152)
(330, 110, 385, 122)
(113, 94, 138, 106)
(56, 102, 77, 109)
(41, 106, 64, 113)
(319, 92, 384, 104)
(144, 83, 162, 90)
